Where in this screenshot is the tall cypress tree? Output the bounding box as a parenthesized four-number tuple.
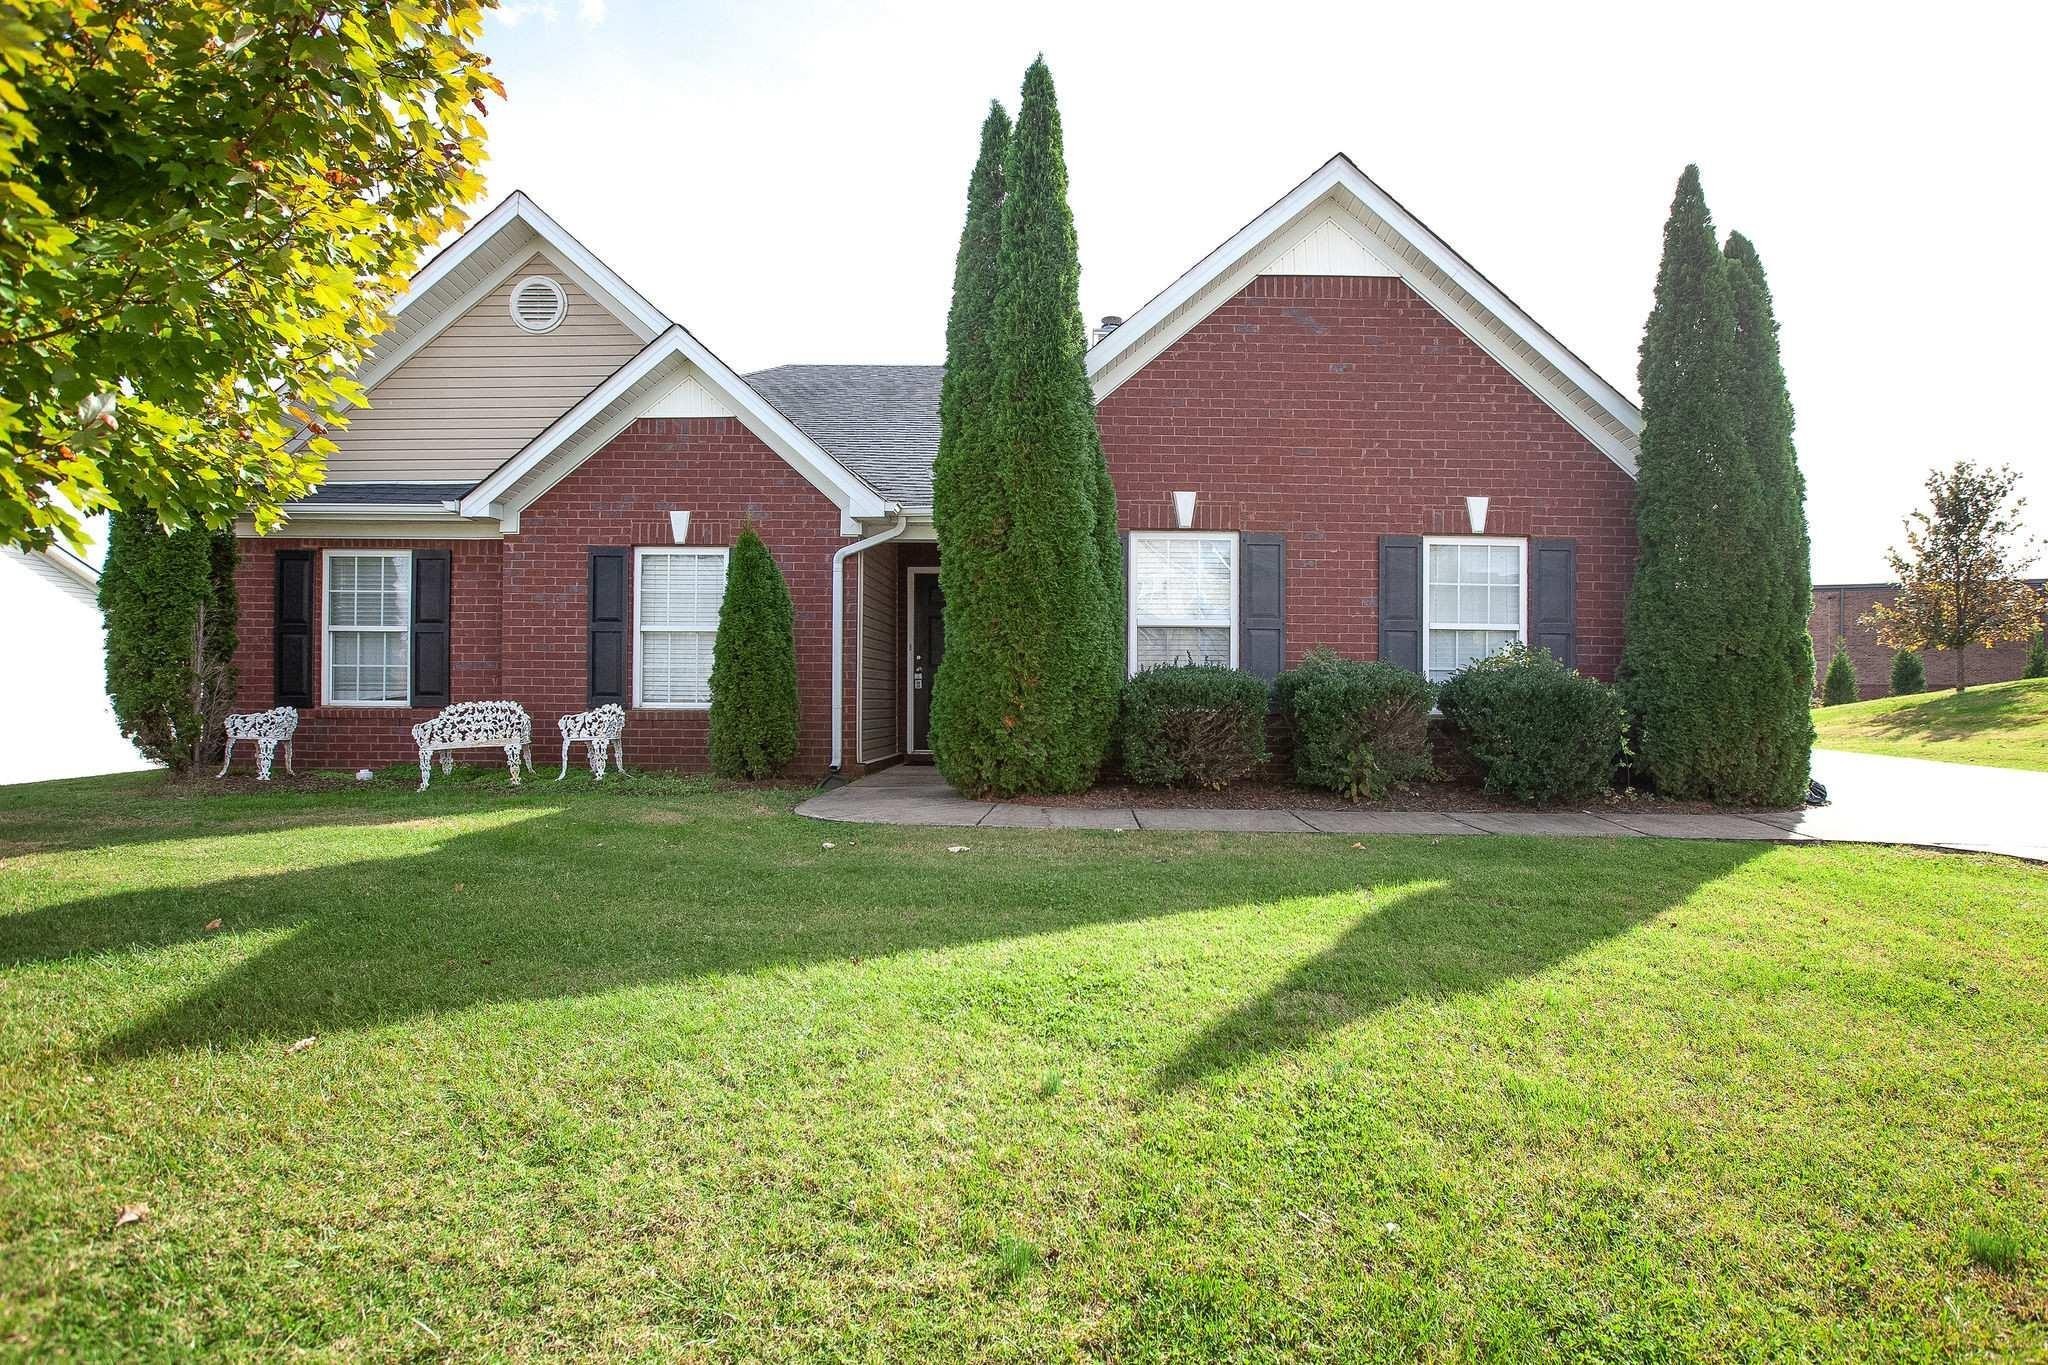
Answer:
(1621, 166, 1764, 801)
(934, 59, 1118, 795)
(1722, 231, 1814, 803)
(100, 511, 238, 775)
(930, 101, 1010, 782)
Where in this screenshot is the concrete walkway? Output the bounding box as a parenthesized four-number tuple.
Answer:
(796, 749, 2048, 862)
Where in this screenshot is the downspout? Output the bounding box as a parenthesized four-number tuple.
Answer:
(829, 508, 910, 779)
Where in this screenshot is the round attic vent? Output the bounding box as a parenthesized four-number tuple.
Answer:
(509, 275, 567, 334)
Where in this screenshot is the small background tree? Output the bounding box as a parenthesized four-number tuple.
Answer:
(99, 511, 238, 773)
(1822, 643, 1859, 706)
(707, 526, 798, 779)
(1888, 649, 1924, 696)
(1866, 461, 2047, 691)
(2026, 631, 2048, 680)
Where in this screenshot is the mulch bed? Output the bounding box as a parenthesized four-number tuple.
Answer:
(1021, 775, 1794, 817)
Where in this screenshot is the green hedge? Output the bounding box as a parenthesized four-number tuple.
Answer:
(1435, 644, 1627, 804)
(1277, 649, 1435, 801)
(1118, 664, 1268, 790)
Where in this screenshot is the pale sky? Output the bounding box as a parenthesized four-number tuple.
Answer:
(473, 0, 2047, 583)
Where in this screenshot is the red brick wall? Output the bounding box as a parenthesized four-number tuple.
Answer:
(1810, 582, 2047, 698)
(500, 417, 851, 773)
(231, 538, 505, 769)
(1096, 275, 1639, 677)
(230, 417, 857, 775)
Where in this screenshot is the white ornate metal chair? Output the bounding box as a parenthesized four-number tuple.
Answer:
(216, 706, 298, 782)
(412, 701, 534, 791)
(557, 704, 627, 781)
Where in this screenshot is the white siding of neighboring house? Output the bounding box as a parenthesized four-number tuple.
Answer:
(319, 249, 646, 484)
(0, 551, 152, 785)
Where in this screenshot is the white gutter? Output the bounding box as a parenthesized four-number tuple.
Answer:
(829, 510, 909, 774)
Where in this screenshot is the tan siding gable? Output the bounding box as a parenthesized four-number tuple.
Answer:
(323, 251, 645, 483)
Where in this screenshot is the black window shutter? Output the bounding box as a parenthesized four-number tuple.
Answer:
(1240, 533, 1286, 682)
(410, 550, 452, 707)
(1530, 538, 1578, 668)
(274, 550, 314, 706)
(1378, 535, 1424, 674)
(588, 548, 628, 706)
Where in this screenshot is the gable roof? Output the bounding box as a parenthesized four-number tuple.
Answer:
(1086, 154, 1644, 477)
(285, 191, 670, 457)
(459, 328, 892, 524)
(745, 365, 942, 504)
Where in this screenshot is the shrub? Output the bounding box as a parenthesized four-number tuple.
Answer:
(2025, 630, 2048, 680)
(1436, 644, 1627, 804)
(99, 512, 238, 774)
(708, 526, 799, 779)
(1118, 664, 1269, 789)
(1889, 648, 1925, 696)
(1821, 643, 1858, 706)
(1277, 651, 1435, 801)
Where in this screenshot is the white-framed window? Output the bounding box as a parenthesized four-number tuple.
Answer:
(1424, 536, 1525, 683)
(323, 549, 411, 706)
(1128, 531, 1238, 674)
(635, 546, 728, 708)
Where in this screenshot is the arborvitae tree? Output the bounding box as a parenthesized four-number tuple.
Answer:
(930, 101, 1010, 782)
(1621, 166, 1772, 801)
(1723, 232, 1815, 802)
(933, 58, 1119, 795)
(707, 525, 799, 779)
(1889, 648, 1925, 696)
(2025, 630, 2048, 680)
(99, 511, 238, 774)
(1822, 643, 1859, 706)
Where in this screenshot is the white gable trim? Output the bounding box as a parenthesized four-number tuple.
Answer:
(1087, 155, 1643, 478)
(286, 192, 670, 454)
(1260, 208, 1397, 277)
(397, 191, 666, 337)
(460, 328, 891, 524)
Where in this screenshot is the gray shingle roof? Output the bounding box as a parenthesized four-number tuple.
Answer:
(289, 482, 473, 506)
(745, 364, 941, 506)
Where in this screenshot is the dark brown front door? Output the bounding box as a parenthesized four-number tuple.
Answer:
(911, 572, 944, 752)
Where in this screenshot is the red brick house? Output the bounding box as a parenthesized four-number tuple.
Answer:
(231, 155, 1646, 777)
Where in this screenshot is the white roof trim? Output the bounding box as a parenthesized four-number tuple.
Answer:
(284, 191, 670, 454)
(35, 543, 100, 590)
(1086, 155, 1644, 478)
(396, 190, 666, 337)
(461, 327, 892, 522)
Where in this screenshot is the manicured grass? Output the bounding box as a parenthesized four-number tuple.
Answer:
(2, 770, 2044, 1359)
(1814, 675, 2048, 771)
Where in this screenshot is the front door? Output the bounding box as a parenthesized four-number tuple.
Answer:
(910, 571, 945, 753)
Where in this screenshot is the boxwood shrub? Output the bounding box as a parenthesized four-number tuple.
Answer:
(1118, 664, 1269, 789)
(1277, 648, 1436, 801)
(1435, 644, 1627, 804)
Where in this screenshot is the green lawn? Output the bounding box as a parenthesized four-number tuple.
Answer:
(1814, 675, 2048, 771)
(2, 772, 2044, 1360)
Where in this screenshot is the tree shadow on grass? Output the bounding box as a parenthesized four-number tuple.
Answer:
(1155, 838, 1764, 1089)
(1857, 681, 2045, 745)
(0, 792, 1764, 1068)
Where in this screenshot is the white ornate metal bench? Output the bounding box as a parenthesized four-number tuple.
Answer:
(216, 706, 298, 782)
(557, 703, 627, 781)
(412, 701, 534, 791)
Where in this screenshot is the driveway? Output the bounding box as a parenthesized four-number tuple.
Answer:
(1757, 749, 2048, 861)
(800, 750, 2048, 862)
